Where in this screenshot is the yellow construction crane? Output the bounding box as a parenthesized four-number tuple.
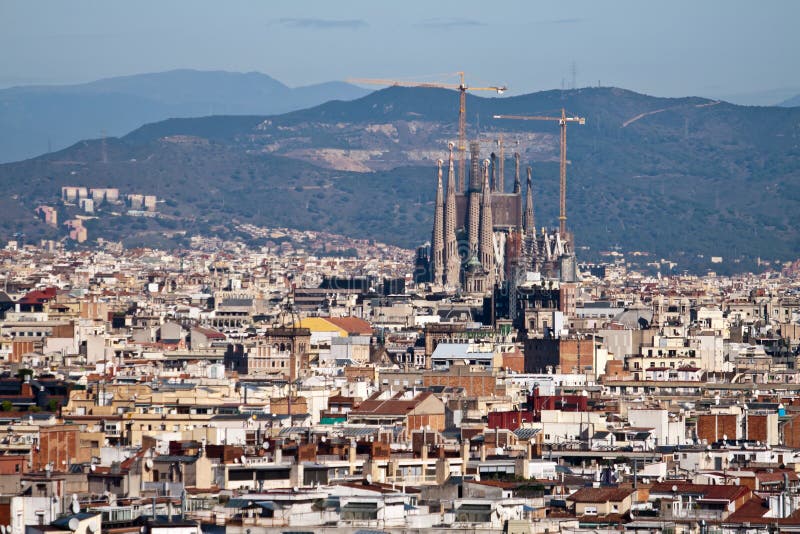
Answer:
(349, 72, 507, 192)
(493, 109, 585, 236)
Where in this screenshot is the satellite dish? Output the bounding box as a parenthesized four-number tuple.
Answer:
(366, 474, 373, 484)
(262, 442, 270, 450)
(671, 485, 678, 493)
(292, 486, 299, 493)
(320, 436, 326, 443)
(87, 525, 97, 534)
(68, 517, 80, 531)
(723, 434, 728, 442)
(240, 455, 247, 465)
(90, 464, 96, 472)
(145, 458, 153, 470)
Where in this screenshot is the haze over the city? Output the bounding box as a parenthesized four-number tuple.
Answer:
(2, 0, 800, 104)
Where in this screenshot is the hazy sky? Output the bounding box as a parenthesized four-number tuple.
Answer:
(2, 0, 799, 103)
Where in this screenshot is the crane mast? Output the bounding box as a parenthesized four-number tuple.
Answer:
(349, 72, 506, 192)
(493, 109, 585, 236)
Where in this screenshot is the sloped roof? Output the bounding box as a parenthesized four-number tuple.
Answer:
(325, 316, 373, 335)
(566, 487, 635, 503)
(650, 482, 749, 502)
(349, 391, 440, 417)
(756, 470, 799, 483)
(192, 326, 226, 339)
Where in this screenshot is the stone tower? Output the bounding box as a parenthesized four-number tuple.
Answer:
(444, 147, 460, 287)
(479, 159, 495, 288)
(431, 159, 445, 285)
(524, 166, 539, 267)
(467, 142, 481, 257)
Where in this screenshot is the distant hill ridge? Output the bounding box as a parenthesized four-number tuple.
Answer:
(0, 69, 370, 163)
(780, 93, 800, 107)
(1, 84, 799, 274)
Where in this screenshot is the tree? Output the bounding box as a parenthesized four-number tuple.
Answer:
(0, 401, 13, 412)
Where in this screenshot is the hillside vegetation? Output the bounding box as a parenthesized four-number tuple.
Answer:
(1, 86, 798, 273)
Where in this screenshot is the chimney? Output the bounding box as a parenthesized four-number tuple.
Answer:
(290, 463, 304, 488)
(461, 440, 470, 476)
(515, 455, 531, 480)
(435, 455, 450, 485)
(348, 441, 357, 475)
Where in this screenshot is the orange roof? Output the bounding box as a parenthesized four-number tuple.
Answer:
(650, 482, 749, 502)
(325, 316, 373, 335)
(567, 487, 635, 503)
(350, 391, 436, 416)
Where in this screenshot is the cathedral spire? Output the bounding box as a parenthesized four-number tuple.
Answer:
(444, 144, 460, 287)
(524, 166, 540, 268)
(524, 166, 535, 234)
(431, 159, 445, 285)
(467, 142, 481, 256)
(479, 158, 495, 288)
(513, 152, 521, 194)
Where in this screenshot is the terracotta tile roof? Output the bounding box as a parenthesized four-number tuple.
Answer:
(650, 482, 749, 502)
(19, 287, 57, 304)
(325, 316, 373, 335)
(756, 470, 799, 483)
(724, 496, 770, 522)
(192, 326, 226, 339)
(349, 391, 436, 416)
(567, 487, 635, 503)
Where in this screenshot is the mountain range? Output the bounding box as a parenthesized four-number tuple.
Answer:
(1, 83, 799, 274)
(780, 94, 800, 107)
(0, 70, 370, 163)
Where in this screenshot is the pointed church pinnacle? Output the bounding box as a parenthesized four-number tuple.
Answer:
(431, 158, 445, 284)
